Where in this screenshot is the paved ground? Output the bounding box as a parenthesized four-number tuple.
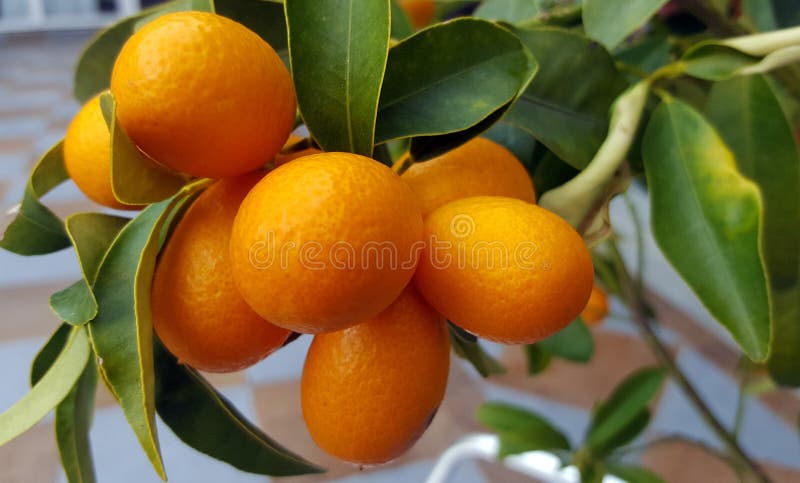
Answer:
(0, 31, 799, 483)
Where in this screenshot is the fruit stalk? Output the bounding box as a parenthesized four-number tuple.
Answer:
(608, 241, 771, 483)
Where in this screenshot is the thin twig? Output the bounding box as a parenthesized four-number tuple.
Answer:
(607, 240, 771, 483)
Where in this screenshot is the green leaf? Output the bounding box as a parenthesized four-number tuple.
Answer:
(1, 141, 70, 255)
(99, 92, 187, 205)
(31, 324, 73, 385)
(154, 341, 323, 476)
(586, 367, 664, 451)
(73, 0, 214, 102)
(375, 18, 536, 144)
(448, 322, 507, 378)
(30, 324, 99, 483)
(583, 0, 668, 50)
(539, 318, 594, 363)
(87, 197, 185, 479)
(50, 281, 97, 327)
(474, 0, 540, 24)
(595, 408, 650, 455)
(216, 0, 288, 64)
(56, 359, 99, 483)
(477, 402, 571, 457)
(286, 0, 390, 155)
(705, 76, 800, 384)
(643, 99, 772, 361)
(523, 343, 552, 375)
(390, 0, 413, 40)
(49, 213, 130, 325)
(682, 27, 800, 81)
(0, 327, 90, 446)
(504, 27, 628, 169)
(606, 463, 665, 483)
(615, 33, 673, 74)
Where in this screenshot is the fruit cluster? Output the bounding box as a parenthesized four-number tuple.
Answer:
(63, 11, 594, 465)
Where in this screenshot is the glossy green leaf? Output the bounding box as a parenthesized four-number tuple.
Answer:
(390, 0, 413, 40)
(705, 76, 800, 385)
(409, 103, 515, 162)
(539, 318, 594, 363)
(504, 27, 628, 169)
(49, 213, 130, 325)
(56, 359, 99, 483)
(682, 27, 800, 81)
(448, 322, 506, 378)
(474, 0, 540, 24)
(586, 367, 664, 450)
(643, 99, 772, 360)
(375, 18, 535, 144)
(286, 0, 390, 155)
(0, 327, 90, 446)
(1, 142, 70, 255)
(216, 0, 288, 64)
(524, 344, 552, 375)
(87, 198, 183, 479)
(583, 0, 668, 50)
(154, 342, 323, 476)
(99, 92, 187, 205)
(606, 463, 665, 483)
(477, 402, 571, 457)
(73, 0, 213, 103)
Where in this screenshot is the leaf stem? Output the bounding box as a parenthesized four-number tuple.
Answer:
(391, 151, 414, 175)
(607, 240, 771, 483)
(733, 377, 747, 440)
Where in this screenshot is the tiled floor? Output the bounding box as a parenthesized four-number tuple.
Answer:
(1, 30, 799, 483)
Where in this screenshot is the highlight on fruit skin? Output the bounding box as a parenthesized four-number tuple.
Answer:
(230, 152, 424, 335)
(414, 196, 594, 345)
(110, 11, 296, 179)
(402, 137, 536, 216)
(581, 284, 610, 325)
(301, 284, 450, 465)
(63, 94, 137, 210)
(152, 173, 290, 373)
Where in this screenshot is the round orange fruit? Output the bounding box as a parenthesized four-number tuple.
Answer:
(152, 173, 290, 372)
(230, 152, 424, 333)
(581, 285, 609, 325)
(111, 11, 296, 178)
(399, 0, 435, 29)
(63, 94, 135, 210)
(402, 137, 535, 216)
(414, 196, 594, 344)
(301, 285, 450, 464)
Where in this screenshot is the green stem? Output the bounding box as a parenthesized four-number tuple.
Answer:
(733, 377, 747, 440)
(607, 241, 771, 483)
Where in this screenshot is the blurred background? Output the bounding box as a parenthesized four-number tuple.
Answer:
(1, 1, 800, 482)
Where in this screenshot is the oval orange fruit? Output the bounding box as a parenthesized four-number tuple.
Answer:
(402, 137, 535, 216)
(301, 285, 450, 464)
(63, 95, 136, 210)
(111, 11, 296, 178)
(152, 173, 290, 372)
(414, 196, 594, 344)
(581, 285, 609, 325)
(230, 152, 424, 334)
